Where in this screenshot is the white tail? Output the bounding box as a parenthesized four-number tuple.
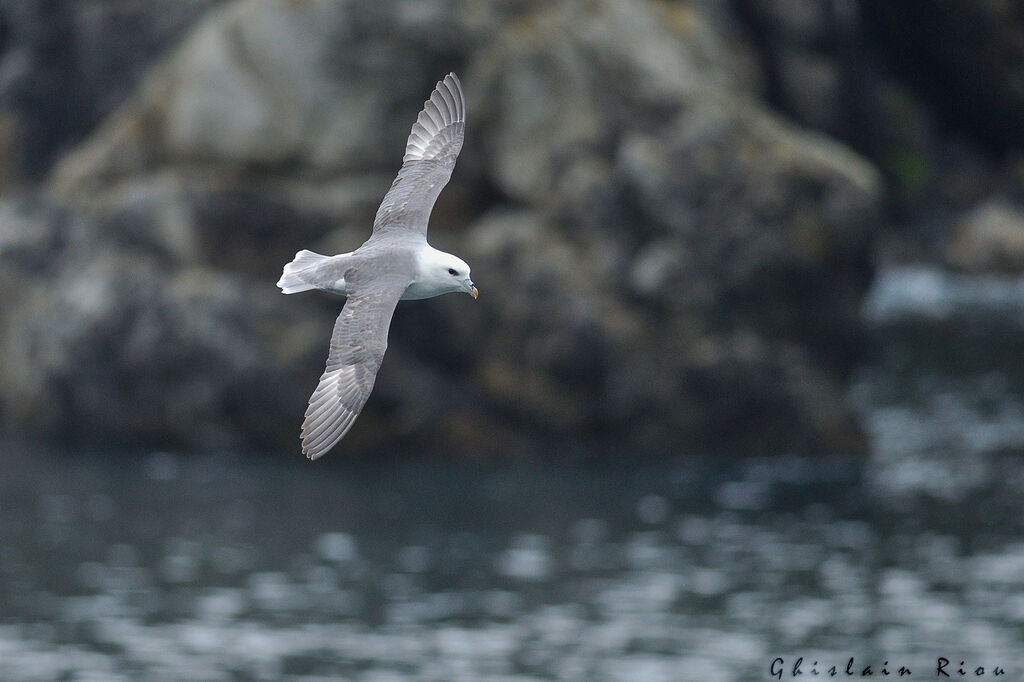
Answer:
(277, 249, 330, 294)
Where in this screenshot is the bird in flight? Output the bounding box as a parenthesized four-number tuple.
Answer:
(277, 73, 476, 459)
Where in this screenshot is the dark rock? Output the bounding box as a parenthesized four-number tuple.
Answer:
(730, 0, 868, 142)
(0, 204, 332, 451)
(0, 0, 222, 181)
(859, 0, 1024, 154)
(459, 92, 881, 452)
(0, 0, 888, 456)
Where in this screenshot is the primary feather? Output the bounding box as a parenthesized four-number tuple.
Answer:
(373, 73, 465, 236)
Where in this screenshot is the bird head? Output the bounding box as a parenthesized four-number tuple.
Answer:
(420, 247, 477, 299)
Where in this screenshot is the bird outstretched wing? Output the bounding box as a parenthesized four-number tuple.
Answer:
(372, 73, 465, 237)
(300, 276, 406, 459)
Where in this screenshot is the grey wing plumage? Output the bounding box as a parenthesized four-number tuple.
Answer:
(300, 279, 406, 459)
(372, 73, 466, 236)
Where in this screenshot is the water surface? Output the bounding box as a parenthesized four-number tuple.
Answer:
(2, 440, 1023, 681)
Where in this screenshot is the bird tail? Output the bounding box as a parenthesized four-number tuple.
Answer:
(277, 249, 331, 294)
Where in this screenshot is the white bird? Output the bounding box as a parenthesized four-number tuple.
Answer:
(277, 73, 476, 459)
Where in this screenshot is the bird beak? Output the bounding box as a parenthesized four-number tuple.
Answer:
(463, 279, 478, 299)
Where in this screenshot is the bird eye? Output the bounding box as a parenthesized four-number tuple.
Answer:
(448, 268, 457, 276)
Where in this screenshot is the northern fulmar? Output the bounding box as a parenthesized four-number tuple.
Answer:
(277, 73, 476, 459)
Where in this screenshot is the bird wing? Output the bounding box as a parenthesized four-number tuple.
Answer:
(300, 274, 407, 459)
(372, 73, 465, 237)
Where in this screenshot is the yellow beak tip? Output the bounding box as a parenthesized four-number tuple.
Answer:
(471, 287, 479, 300)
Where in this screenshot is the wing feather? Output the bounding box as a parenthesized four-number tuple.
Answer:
(300, 278, 406, 459)
(372, 73, 465, 237)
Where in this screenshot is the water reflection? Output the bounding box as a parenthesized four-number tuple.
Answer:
(2, 436, 1023, 681)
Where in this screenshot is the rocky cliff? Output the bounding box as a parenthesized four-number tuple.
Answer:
(1, 0, 1020, 456)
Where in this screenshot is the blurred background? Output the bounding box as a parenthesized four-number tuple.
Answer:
(1, 0, 1024, 679)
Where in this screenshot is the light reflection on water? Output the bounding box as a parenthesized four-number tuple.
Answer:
(2, 439, 1023, 681)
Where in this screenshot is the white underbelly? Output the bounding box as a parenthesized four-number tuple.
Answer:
(401, 281, 436, 300)
(328, 278, 347, 295)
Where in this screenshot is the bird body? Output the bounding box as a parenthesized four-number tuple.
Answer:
(277, 73, 475, 459)
(277, 242, 471, 301)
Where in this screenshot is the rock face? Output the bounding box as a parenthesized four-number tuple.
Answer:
(0, 195, 332, 451)
(0, 0, 221, 183)
(1, 0, 891, 455)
